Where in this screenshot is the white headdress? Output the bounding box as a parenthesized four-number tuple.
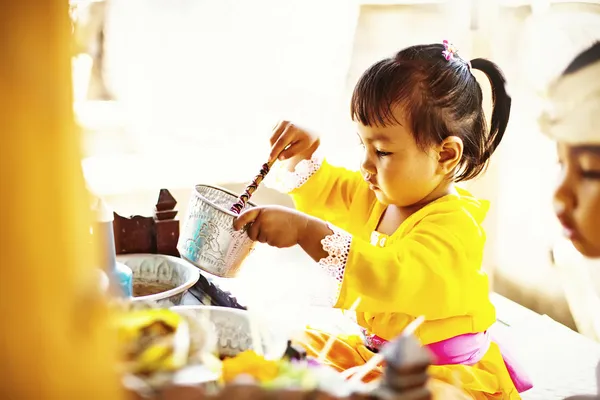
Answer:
(539, 60, 600, 145)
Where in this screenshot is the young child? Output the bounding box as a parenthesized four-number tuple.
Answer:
(233, 41, 531, 399)
(539, 41, 600, 400)
(541, 41, 600, 260)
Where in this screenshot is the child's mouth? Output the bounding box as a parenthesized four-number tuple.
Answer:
(557, 216, 578, 240)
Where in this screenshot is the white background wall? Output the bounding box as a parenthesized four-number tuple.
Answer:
(101, 0, 359, 158)
(77, 0, 600, 326)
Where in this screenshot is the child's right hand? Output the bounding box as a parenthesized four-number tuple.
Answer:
(268, 120, 320, 163)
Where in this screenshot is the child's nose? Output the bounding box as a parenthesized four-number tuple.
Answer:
(360, 155, 376, 177)
(553, 168, 576, 214)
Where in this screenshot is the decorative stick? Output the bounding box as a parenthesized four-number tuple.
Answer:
(317, 297, 362, 363)
(345, 315, 426, 384)
(230, 159, 275, 214)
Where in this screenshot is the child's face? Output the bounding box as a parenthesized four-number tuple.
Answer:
(555, 143, 600, 258)
(356, 120, 447, 208)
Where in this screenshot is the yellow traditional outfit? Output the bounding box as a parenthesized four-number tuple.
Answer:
(269, 155, 529, 399)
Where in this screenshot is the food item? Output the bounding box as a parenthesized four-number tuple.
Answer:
(221, 351, 280, 384)
(116, 308, 191, 374)
(113, 305, 219, 390)
(119, 305, 454, 400)
(219, 350, 359, 397)
(207, 386, 374, 400)
(283, 340, 307, 361)
(133, 282, 176, 297)
(125, 385, 375, 400)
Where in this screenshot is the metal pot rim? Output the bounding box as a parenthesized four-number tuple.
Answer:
(118, 253, 201, 303)
(193, 184, 257, 218)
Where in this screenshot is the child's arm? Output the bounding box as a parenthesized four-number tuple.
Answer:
(298, 211, 489, 319)
(266, 121, 364, 221)
(268, 155, 365, 222)
(234, 206, 488, 320)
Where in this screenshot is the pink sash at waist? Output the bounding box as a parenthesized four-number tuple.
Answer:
(361, 327, 533, 393)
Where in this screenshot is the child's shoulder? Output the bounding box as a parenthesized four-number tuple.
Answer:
(404, 188, 489, 238)
(425, 187, 489, 223)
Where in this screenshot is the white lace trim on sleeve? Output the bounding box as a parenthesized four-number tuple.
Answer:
(310, 223, 352, 307)
(264, 152, 324, 194)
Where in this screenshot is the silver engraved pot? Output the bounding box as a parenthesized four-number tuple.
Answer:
(178, 184, 256, 278)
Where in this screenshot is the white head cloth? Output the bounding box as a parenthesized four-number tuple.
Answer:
(539, 60, 600, 145)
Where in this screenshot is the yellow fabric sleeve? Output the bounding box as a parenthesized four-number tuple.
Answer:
(290, 159, 364, 223)
(335, 210, 490, 319)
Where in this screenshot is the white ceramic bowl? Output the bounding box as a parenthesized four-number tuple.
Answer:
(171, 305, 287, 360)
(117, 254, 200, 307)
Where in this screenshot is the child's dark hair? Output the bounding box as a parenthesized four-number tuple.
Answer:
(562, 41, 600, 76)
(350, 43, 511, 182)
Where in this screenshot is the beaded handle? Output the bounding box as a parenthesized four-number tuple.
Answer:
(230, 159, 276, 214)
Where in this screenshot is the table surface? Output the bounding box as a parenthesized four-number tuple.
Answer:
(182, 289, 600, 399)
(490, 293, 600, 399)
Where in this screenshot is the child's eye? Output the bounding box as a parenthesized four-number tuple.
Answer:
(376, 150, 392, 157)
(581, 170, 600, 180)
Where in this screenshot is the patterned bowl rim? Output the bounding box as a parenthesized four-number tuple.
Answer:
(170, 304, 287, 358)
(117, 254, 200, 302)
(171, 304, 251, 318)
(192, 184, 257, 219)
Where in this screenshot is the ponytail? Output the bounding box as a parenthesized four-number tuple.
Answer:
(470, 58, 511, 164)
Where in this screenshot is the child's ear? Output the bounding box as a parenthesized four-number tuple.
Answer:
(437, 136, 463, 175)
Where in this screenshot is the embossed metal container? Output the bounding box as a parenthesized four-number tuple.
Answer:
(178, 184, 257, 278)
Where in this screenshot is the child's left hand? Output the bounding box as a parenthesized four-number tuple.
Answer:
(232, 206, 309, 248)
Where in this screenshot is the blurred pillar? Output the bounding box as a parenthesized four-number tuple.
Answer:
(0, 1, 122, 398)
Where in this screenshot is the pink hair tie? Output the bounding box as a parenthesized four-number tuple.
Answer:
(442, 39, 471, 71)
(442, 40, 458, 61)
(442, 39, 456, 61)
